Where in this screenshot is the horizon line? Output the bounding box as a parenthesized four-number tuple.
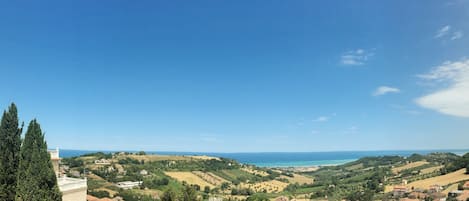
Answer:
(53, 148, 469, 154)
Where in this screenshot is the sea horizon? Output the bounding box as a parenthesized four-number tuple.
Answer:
(57, 148, 469, 168)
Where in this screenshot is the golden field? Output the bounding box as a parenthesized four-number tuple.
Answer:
(406, 168, 469, 189)
(240, 180, 288, 193)
(165, 171, 215, 188)
(392, 161, 429, 174)
(192, 171, 228, 186)
(280, 174, 314, 185)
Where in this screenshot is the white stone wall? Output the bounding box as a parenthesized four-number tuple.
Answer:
(61, 187, 87, 201)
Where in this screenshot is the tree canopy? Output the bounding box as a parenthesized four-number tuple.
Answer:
(15, 119, 62, 201)
(0, 103, 22, 200)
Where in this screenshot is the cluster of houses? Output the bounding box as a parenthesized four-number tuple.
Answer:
(393, 181, 469, 201)
(49, 149, 152, 201)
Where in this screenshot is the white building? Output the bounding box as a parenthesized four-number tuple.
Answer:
(116, 181, 142, 189)
(140, 169, 148, 175)
(49, 148, 87, 201)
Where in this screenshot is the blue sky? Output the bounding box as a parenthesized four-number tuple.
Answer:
(1, 1, 468, 152)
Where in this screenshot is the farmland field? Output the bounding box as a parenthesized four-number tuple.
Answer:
(165, 171, 215, 188)
(392, 161, 429, 174)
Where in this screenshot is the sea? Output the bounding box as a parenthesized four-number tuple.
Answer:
(58, 149, 469, 168)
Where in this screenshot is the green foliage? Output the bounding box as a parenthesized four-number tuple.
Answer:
(143, 177, 170, 189)
(118, 157, 141, 165)
(203, 186, 210, 194)
(81, 152, 113, 159)
(88, 190, 110, 198)
(345, 190, 374, 201)
(446, 197, 458, 201)
(0, 103, 22, 201)
(231, 188, 254, 196)
(15, 120, 62, 201)
(161, 188, 180, 201)
(118, 190, 154, 201)
(182, 185, 198, 201)
(62, 157, 84, 168)
(221, 182, 230, 190)
(439, 152, 469, 174)
(246, 193, 269, 201)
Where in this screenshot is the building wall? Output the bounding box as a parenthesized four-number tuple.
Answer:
(51, 159, 60, 177)
(62, 187, 87, 201)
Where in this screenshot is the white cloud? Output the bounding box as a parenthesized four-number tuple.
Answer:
(451, 31, 463, 40)
(341, 49, 374, 65)
(435, 25, 451, 38)
(373, 86, 400, 96)
(415, 59, 469, 117)
(312, 116, 329, 122)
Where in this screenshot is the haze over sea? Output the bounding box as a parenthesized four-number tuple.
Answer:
(59, 149, 469, 168)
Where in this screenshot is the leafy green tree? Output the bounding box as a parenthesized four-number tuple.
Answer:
(0, 103, 22, 200)
(183, 185, 198, 201)
(346, 190, 374, 201)
(15, 120, 62, 201)
(204, 186, 210, 194)
(220, 182, 230, 190)
(161, 188, 179, 201)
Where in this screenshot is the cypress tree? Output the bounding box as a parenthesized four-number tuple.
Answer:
(0, 103, 22, 200)
(16, 120, 62, 201)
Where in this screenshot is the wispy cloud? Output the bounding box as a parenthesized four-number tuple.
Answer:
(312, 113, 336, 123)
(415, 59, 469, 117)
(451, 31, 464, 40)
(373, 86, 400, 96)
(340, 49, 374, 66)
(435, 25, 451, 38)
(434, 25, 464, 41)
(312, 116, 329, 122)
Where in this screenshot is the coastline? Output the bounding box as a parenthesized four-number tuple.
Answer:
(58, 149, 469, 169)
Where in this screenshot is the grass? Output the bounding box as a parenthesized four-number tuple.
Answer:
(213, 169, 257, 182)
(241, 167, 269, 176)
(295, 186, 324, 194)
(442, 183, 459, 194)
(239, 180, 288, 193)
(165, 171, 215, 188)
(280, 174, 314, 184)
(192, 171, 228, 186)
(406, 168, 469, 189)
(420, 165, 443, 175)
(392, 161, 429, 174)
(345, 163, 364, 171)
(385, 168, 469, 192)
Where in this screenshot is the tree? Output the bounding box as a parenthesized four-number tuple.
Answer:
(183, 185, 198, 201)
(161, 188, 179, 201)
(346, 190, 374, 201)
(204, 186, 210, 194)
(0, 103, 22, 200)
(221, 182, 230, 190)
(15, 120, 62, 201)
